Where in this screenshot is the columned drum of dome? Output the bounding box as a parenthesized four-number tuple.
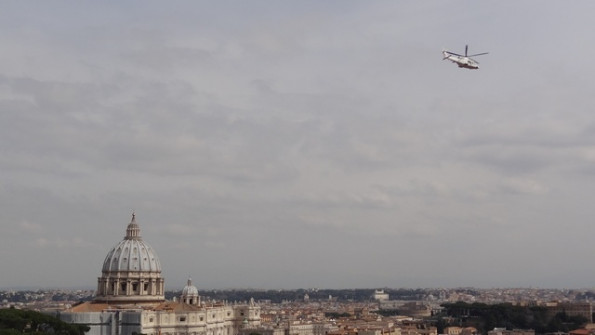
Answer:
(95, 213, 165, 303)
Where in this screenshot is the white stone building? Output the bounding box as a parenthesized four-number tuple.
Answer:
(373, 290, 389, 302)
(57, 214, 261, 335)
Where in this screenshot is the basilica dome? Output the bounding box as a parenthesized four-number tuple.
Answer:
(95, 213, 165, 303)
(101, 214, 161, 273)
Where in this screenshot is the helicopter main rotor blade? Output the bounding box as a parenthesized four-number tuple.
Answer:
(465, 45, 468, 56)
(468, 52, 489, 57)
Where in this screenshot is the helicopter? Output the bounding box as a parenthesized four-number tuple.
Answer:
(442, 45, 488, 69)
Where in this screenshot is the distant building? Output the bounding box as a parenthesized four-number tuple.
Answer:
(56, 213, 261, 335)
(399, 302, 431, 318)
(444, 326, 463, 335)
(374, 290, 390, 302)
(359, 328, 401, 335)
(461, 327, 478, 335)
(547, 302, 593, 323)
(569, 329, 591, 335)
(246, 320, 339, 335)
(488, 328, 535, 335)
(400, 322, 437, 335)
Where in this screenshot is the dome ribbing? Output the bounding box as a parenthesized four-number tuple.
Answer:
(95, 213, 165, 303)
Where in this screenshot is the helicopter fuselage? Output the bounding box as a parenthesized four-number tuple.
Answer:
(442, 51, 479, 69)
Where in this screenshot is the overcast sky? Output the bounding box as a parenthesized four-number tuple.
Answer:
(2, 1, 595, 290)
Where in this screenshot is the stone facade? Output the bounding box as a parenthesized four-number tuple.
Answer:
(57, 214, 261, 335)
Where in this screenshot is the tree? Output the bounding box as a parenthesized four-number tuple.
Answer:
(0, 308, 89, 335)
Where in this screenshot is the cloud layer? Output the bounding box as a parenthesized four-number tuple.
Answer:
(2, 1, 595, 290)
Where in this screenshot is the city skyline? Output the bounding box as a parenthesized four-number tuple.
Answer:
(2, 2, 595, 290)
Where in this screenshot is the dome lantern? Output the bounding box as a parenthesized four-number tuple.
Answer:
(125, 212, 141, 240)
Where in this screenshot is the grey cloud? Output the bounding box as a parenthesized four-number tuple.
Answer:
(3, 1, 595, 289)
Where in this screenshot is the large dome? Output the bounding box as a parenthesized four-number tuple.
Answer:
(95, 213, 165, 303)
(101, 218, 161, 272)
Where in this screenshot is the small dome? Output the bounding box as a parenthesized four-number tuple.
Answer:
(182, 278, 199, 296)
(101, 213, 161, 273)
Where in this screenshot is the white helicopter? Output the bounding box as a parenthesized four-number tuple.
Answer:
(442, 45, 488, 69)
